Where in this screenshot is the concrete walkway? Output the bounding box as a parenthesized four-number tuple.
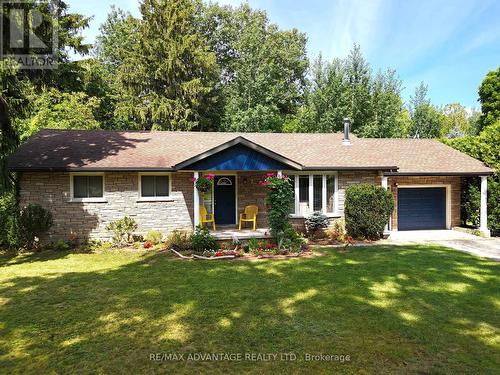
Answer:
(386, 230, 500, 261)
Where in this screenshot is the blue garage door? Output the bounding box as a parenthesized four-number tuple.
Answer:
(398, 188, 446, 230)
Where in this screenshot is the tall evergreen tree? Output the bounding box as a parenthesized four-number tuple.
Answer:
(115, 0, 219, 130)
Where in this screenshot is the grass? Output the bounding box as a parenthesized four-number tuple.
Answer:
(0, 245, 499, 374)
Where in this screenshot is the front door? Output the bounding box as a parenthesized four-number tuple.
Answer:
(214, 175, 236, 225)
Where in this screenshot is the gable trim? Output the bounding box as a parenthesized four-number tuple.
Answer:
(175, 136, 303, 170)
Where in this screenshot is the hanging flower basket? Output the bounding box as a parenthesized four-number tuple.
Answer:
(192, 174, 215, 193)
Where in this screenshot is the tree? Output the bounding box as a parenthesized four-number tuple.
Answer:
(1, 1, 90, 191)
(345, 44, 372, 133)
(94, 7, 140, 73)
(408, 82, 444, 138)
(297, 47, 407, 136)
(18, 88, 100, 140)
(202, 3, 308, 132)
(296, 56, 349, 132)
(359, 69, 408, 138)
(444, 120, 500, 235)
(441, 103, 473, 138)
(478, 67, 500, 130)
(114, 0, 219, 131)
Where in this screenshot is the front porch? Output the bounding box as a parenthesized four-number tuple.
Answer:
(208, 226, 271, 240)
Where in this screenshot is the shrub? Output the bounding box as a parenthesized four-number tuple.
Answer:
(52, 239, 70, 252)
(345, 184, 393, 240)
(166, 230, 192, 251)
(326, 218, 347, 242)
(305, 211, 329, 238)
(190, 226, 217, 253)
(144, 230, 163, 245)
(18, 204, 53, 249)
(105, 216, 137, 246)
(247, 238, 259, 252)
(460, 178, 480, 226)
(0, 192, 20, 248)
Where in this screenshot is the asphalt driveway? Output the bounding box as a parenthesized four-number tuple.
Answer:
(387, 230, 500, 261)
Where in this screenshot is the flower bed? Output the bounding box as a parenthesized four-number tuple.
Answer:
(169, 239, 313, 260)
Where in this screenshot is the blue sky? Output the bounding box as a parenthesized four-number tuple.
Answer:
(67, 0, 500, 108)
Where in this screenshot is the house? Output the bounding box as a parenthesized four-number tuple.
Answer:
(7, 123, 493, 242)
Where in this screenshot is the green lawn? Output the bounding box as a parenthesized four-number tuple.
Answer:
(0, 246, 499, 374)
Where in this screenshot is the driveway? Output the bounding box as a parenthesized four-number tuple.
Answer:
(387, 230, 500, 261)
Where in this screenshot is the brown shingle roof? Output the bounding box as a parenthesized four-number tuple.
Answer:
(7, 129, 493, 175)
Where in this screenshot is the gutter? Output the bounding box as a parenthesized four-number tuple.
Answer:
(383, 171, 495, 176)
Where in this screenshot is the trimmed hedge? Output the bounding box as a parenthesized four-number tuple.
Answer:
(345, 183, 394, 240)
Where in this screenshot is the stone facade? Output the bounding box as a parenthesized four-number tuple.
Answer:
(387, 175, 461, 230)
(18, 171, 462, 242)
(19, 172, 194, 242)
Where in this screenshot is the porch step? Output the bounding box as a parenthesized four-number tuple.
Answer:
(210, 228, 271, 240)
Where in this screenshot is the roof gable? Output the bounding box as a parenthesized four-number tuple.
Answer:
(175, 136, 302, 170)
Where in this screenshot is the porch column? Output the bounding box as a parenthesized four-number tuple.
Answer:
(193, 171, 200, 228)
(381, 176, 389, 233)
(277, 170, 283, 177)
(480, 176, 490, 237)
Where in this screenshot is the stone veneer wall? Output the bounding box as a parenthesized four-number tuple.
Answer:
(387, 175, 461, 230)
(18, 171, 461, 241)
(19, 172, 194, 242)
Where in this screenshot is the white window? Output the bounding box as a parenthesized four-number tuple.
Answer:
(138, 173, 171, 201)
(290, 173, 338, 216)
(70, 173, 105, 202)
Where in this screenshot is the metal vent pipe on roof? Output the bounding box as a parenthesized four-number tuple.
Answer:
(342, 118, 351, 145)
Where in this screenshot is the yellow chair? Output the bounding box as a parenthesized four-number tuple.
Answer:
(200, 206, 216, 231)
(239, 205, 258, 230)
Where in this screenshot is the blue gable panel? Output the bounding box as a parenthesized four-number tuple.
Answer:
(184, 144, 292, 171)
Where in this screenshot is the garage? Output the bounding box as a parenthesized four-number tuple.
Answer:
(397, 187, 447, 230)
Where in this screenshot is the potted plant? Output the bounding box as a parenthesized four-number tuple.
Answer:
(192, 174, 215, 193)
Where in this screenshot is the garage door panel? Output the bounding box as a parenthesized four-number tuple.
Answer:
(398, 188, 446, 230)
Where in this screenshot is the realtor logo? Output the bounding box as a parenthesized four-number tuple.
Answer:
(0, 0, 58, 69)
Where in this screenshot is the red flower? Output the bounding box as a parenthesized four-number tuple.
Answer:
(205, 174, 215, 180)
(215, 251, 224, 257)
(191, 177, 197, 182)
(143, 241, 153, 249)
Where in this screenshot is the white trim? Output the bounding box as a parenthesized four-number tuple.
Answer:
(321, 175, 327, 213)
(294, 175, 299, 215)
(308, 174, 314, 214)
(396, 184, 452, 230)
(480, 176, 490, 236)
(69, 172, 106, 203)
(381, 176, 389, 233)
(194, 172, 200, 227)
(287, 171, 339, 218)
(138, 172, 172, 201)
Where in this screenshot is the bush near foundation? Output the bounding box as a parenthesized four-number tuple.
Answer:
(345, 184, 393, 240)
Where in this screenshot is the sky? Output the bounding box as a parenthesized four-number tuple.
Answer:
(66, 0, 500, 108)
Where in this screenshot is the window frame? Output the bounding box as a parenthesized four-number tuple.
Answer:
(137, 172, 173, 202)
(69, 172, 106, 203)
(288, 171, 339, 218)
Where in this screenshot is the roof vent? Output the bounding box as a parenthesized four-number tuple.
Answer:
(342, 118, 351, 146)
